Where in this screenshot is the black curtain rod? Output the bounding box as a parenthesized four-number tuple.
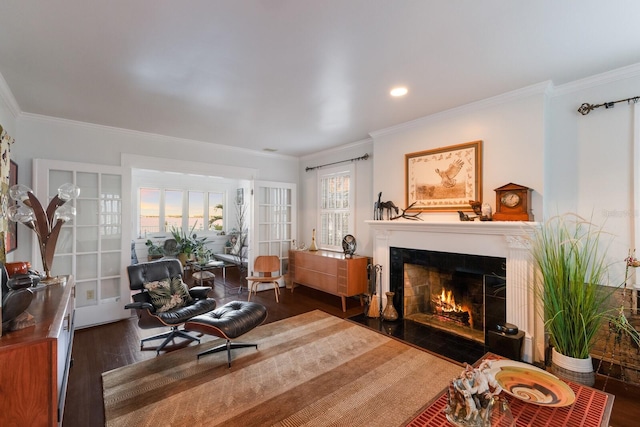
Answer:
(305, 153, 370, 172)
(578, 95, 640, 115)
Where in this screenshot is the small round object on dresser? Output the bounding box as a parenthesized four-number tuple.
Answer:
(342, 234, 357, 258)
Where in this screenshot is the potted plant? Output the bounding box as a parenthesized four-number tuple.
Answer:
(145, 239, 164, 261)
(529, 213, 640, 385)
(170, 222, 207, 266)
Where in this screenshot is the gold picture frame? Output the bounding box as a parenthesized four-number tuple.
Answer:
(405, 140, 482, 212)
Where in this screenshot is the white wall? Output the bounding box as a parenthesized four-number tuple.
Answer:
(548, 66, 640, 280)
(370, 83, 547, 223)
(9, 113, 299, 263)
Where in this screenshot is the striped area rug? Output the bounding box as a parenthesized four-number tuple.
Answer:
(102, 310, 462, 427)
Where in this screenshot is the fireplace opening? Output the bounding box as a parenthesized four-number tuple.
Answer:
(390, 247, 506, 346)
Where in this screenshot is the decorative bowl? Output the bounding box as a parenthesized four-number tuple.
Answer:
(5, 261, 31, 277)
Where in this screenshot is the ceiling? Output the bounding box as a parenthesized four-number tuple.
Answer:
(2, 1, 640, 157)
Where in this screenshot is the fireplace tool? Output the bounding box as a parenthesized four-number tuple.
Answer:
(366, 264, 383, 318)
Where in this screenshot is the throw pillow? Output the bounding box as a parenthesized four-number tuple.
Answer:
(143, 277, 192, 312)
(170, 276, 193, 306)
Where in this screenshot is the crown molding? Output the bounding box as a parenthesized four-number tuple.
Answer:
(0, 73, 21, 119)
(369, 81, 552, 139)
(552, 62, 640, 97)
(19, 112, 297, 160)
(300, 137, 372, 162)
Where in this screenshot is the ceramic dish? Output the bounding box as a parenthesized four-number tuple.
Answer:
(488, 360, 575, 407)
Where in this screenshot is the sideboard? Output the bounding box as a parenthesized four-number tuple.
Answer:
(0, 276, 75, 426)
(289, 250, 368, 312)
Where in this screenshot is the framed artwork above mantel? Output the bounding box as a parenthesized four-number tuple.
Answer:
(405, 140, 482, 212)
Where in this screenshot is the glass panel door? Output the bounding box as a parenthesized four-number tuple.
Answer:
(34, 159, 127, 327)
(251, 181, 296, 286)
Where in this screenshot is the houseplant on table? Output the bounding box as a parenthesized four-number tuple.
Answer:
(170, 223, 207, 266)
(145, 239, 164, 261)
(529, 213, 640, 385)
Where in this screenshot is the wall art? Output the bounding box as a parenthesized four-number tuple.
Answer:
(405, 140, 482, 212)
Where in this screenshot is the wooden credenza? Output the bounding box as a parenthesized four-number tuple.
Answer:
(289, 250, 368, 312)
(0, 276, 75, 426)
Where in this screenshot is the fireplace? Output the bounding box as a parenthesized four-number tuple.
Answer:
(367, 220, 541, 363)
(390, 247, 506, 346)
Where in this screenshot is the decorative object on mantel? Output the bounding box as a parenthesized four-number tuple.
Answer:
(458, 200, 493, 222)
(341, 234, 356, 258)
(528, 213, 640, 386)
(493, 183, 533, 221)
(405, 140, 482, 212)
(373, 192, 399, 220)
(7, 183, 80, 283)
(390, 201, 422, 221)
(578, 95, 640, 115)
(308, 228, 318, 251)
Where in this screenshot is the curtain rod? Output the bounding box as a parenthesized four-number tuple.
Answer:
(578, 95, 640, 115)
(305, 153, 370, 172)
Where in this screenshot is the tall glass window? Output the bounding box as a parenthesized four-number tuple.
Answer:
(209, 192, 224, 231)
(318, 165, 354, 250)
(138, 188, 224, 236)
(188, 191, 205, 231)
(140, 188, 161, 236)
(164, 190, 183, 231)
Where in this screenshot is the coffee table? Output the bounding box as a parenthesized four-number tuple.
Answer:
(407, 371, 614, 427)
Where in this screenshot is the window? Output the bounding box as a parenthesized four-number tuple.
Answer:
(137, 188, 224, 237)
(140, 188, 161, 235)
(317, 165, 354, 250)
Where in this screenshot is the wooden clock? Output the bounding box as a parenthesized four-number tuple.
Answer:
(493, 183, 533, 221)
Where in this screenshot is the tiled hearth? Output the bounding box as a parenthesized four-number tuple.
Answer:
(365, 220, 541, 363)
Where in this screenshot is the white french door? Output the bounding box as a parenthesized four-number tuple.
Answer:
(34, 159, 130, 327)
(250, 180, 296, 289)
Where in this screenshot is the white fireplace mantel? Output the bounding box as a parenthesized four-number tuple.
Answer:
(366, 220, 542, 363)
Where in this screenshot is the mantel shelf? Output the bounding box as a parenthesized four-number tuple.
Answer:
(365, 219, 539, 236)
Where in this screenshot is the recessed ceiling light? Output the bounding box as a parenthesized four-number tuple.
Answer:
(390, 87, 408, 97)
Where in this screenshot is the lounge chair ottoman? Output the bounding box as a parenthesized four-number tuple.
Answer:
(184, 301, 267, 367)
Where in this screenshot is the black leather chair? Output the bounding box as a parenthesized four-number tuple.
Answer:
(126, 259, 217, 354)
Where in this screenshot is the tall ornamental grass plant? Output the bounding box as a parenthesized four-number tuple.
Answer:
(530, 213, 625, 359)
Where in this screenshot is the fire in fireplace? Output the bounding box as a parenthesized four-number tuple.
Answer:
(390, 247, 506, 346)
(433, 287, 471, 326)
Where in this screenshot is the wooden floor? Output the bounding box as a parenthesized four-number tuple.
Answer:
(63, 270, 640, 427)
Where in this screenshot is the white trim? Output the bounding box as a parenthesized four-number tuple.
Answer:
(122, 153, 258, 180)
(21, 112, 298, 160)
(300, 138, 372, 162)
(0, 72, 21, 119)
(552, 62, 640, 97)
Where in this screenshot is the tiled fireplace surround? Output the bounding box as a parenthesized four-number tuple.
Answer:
(366, 220, 542, 363)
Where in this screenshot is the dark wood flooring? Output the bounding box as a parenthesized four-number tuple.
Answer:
(63, 270, 640, 427)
